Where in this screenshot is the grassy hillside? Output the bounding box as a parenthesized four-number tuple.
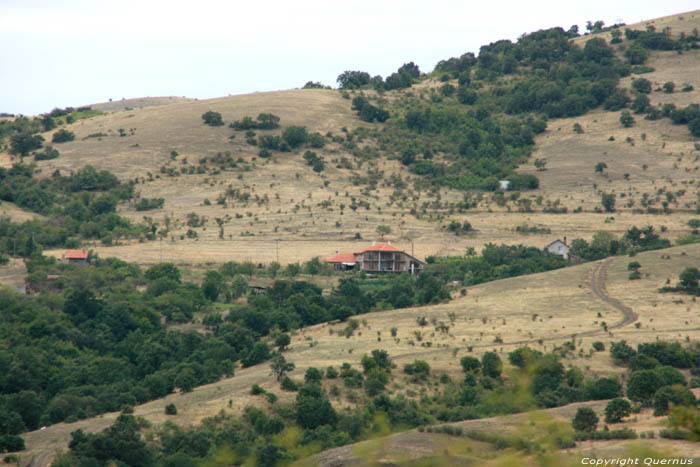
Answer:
(0, 12, 696, 267)
(2, 9, 700, 466)
(13, 241, 700, 465)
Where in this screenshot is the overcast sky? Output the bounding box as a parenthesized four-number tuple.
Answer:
(1, 0, 697, 116)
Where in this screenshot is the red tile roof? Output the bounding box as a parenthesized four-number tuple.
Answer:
(325, 253, 357, 263)
(66, 249, 89, 259)
(354, 243, 402, 254)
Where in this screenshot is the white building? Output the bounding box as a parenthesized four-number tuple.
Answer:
(546, 239, 569, 260)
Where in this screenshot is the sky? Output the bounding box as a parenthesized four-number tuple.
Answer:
(1, 0, 698, 116)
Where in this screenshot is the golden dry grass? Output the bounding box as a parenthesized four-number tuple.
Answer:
(1, 12, 698, 268)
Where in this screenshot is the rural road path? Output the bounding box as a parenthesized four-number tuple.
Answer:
(402, 257, 639, 359)
(587, 258, 638, 329)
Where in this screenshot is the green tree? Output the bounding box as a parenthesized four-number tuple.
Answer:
(624, 45, 648, 65)
(175, 367, 196, 393)
(653, 384, 696, 416)
(270, 355, 295, 381)
(295, 384, 337, 429)
(52, 129, 75, 143)
(572, 407, 598, 432)
(601, 193, 616, 213)
(10, 134, 44, 157)
(202, 270, 224, 301)
(256, 113, 280, 129)
(604, 398, 631, 423)
(481, 352, 502, 378)
(679, 267, 700, 290)
(275, 333, 291, 351)
(145, 263, 181, 282)
(304, 367, 323, 384)
(230, 275, 249, 299)
(460, 356, 481, 373)
(376, 225, 391, 240)
(202, 111, 224, 126)
(632, 78, 652, 94)
(627, 369, 664, 405)
(620, 110, 635, 127)
(663, 81, 675, 94)
(595, 162, 607, 174)
(282, 126, 308, 148)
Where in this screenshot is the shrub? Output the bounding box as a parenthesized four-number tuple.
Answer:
(627, 370, 664, 405)
(619, 111, 634, 128)
(282, 126, 308, 148)
(280, 376, 298, 391)
(460, 356, 481, 373)
(572, 407, 598, 432)
(605, 398, 631, 423)
(34, 146, 60, 161)
(202, 111, 224, 126)
(653, 385, 696, 416)
(52, 129, 75, 143)
(304, 367, 323, 385)
(631, 78, 652, 94)
(482, 352, 502, 378)
(164, 403, 177, 415)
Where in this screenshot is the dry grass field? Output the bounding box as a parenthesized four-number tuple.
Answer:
(0, 12, 698, 268)
(14, 242, 700, 465)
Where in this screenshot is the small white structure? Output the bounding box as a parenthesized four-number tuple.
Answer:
(498, 180, 510, 191)
(546, 238, 569, 260)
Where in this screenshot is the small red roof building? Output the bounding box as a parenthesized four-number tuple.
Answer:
(325, 253, 358, 264)
(66, 250, 89, 259)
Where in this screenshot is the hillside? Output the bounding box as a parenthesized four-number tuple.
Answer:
(13, 241, 700, 465)
(0, 12, 698, 267)
(2, 9, 700, 467)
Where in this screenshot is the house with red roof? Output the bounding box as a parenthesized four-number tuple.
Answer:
(325, 242, 424, 274)
(65, 249, 89, 265)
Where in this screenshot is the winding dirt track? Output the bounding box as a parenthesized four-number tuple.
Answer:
(587, 258, 638, 329)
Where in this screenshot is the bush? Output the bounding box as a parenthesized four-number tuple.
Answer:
(34, 146, 60, 161)
(653, 384, 696, 416)
(574, 428, 637, 440)
(631, 78, 652, 94)
(281, 376, 298, 391)
(305, 367, 323, 385)
(619, 111, 634, 128)
(627, 370, 664, 405)
(52, 129, 75, 143)
(605, 398, 631, 423)
(202, 111, 224, 126)
(164, 403, 177, 415)
(282, 126, 308, 148)
(572, 407, 598, 432)
(460, 356, 481, 373)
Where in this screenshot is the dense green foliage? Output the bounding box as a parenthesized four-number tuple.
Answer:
(332, 24, 700, 193)
(0, 164, 144, 255)
(425, 243, 566, 285)
(201, 111, 224, 126)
